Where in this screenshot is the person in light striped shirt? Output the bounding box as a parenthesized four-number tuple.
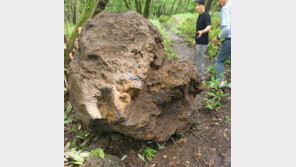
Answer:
(212, 0, 231, 87)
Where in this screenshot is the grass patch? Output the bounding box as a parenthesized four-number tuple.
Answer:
(149, 19, 177, 59)
(64, 23, 75, 39)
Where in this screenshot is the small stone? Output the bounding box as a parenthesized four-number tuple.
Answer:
(174, 138, 187, 145)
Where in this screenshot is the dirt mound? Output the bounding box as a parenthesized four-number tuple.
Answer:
(69, 10, 204, 142)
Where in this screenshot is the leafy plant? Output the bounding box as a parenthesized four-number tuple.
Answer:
(223, 132, 229, 140)
(64, 104, 73, 124)
(121, 155, 127, 161)
(64, 67, 69, 73)
(64, 126, 100, 166)
(92, 148, 104, 159)
(170, 133, 186, 141)
(138, 153, 146, 162)
(203, 75, 229, 112)
(226, 115, 230, 122)
(70, 139, 77, 148)
(206, 65, 216, 80)
(64, 148, 91, 166)
(157, 142, 166, 150)
(138, 147, 158, 162)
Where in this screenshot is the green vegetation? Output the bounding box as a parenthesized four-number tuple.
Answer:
(64, 104, 73, 124)
(138, 147, 158, 163)
(105, 0, 128, 13)
(204, 77, 229, 111)
(92, 148, 105, 159)
(162, 12, 222, 62)
(64, 23, 75, 40)
(157, 142, 166, 150)
(202, 65, 230, 112)
(64, 148, 91, 165)
(149, 19, 177, 59)
(165, 12, 198, 44)
(64, 101, 105, 166)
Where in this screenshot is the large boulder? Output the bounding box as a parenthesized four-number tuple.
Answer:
(69, 11, 204, 142)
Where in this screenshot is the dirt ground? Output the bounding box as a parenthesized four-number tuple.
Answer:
(65, 26, 231, 167)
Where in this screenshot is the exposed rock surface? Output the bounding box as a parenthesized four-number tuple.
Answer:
(69, 10, 204, 142)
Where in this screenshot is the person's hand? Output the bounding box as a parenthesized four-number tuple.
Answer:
(194, 42, 196, 48)
(197, 30, 204, 38)
(212, 37, 219, 44)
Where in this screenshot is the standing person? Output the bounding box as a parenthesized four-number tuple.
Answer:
(212, 0, 231, 87)
(194, 0, 212, 81)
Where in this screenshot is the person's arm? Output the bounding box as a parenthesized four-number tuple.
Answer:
(218, 25, 230, 39)
(197, 25, 212, 38)
(213, 7, 231, 43)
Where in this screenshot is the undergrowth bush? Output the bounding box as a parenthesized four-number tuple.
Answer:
(64, 23, 75, 39)
(202, 65, 230, 112)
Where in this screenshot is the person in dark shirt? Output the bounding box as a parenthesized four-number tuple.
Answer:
(194, 0, 212, 81)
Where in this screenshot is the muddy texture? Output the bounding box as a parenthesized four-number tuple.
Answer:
(68, 11, 204, 142)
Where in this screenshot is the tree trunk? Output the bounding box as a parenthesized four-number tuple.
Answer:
(175, 0, 182, 14)
(156, 2, 163, 17)
(73, 0, 77, 24)
(150, 0, 155, 17)
(68, 0, 73, 24)
(210, 2, 217, 18)
(134, 0, 142, 15)
(205, 0, 213, 12)
(170, 0, 177, 15)
(65, 0, 109, 65)
(64, 4, 70, 38)
(143, 0, 152, 18)
(64, 35, 68, 43)
(123, 0, 131, 9)
(93, 0, 109, 16)
(75, 0, 78, 21)
(64, 9, 70, 25)
(180, 0, 183, 13)
(161, 3, 166, 16)
(90, 0, 100, 18)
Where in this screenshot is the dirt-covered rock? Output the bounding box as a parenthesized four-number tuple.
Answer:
(69, 10, 204, 142)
